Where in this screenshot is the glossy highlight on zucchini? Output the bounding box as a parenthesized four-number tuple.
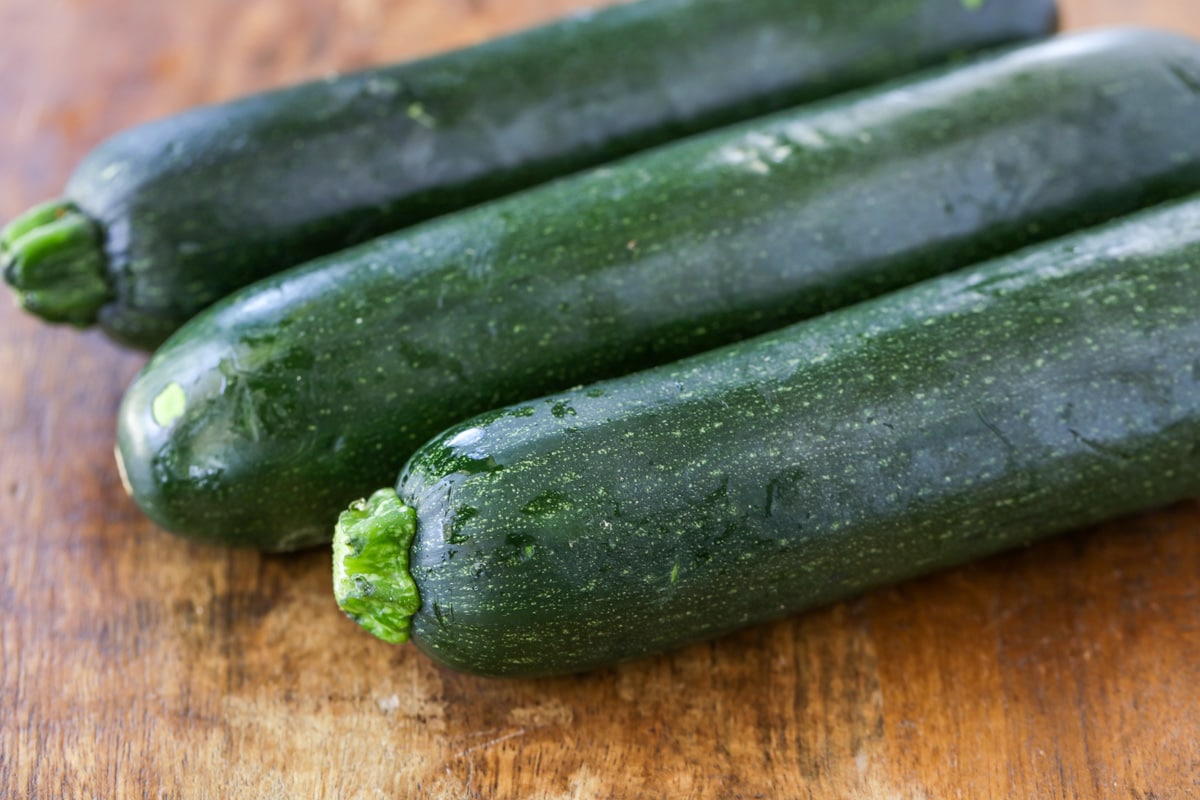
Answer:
(336, 196, 1200, 677)
(0, 0, 1058, 348)
(118, 29, 1200, 552)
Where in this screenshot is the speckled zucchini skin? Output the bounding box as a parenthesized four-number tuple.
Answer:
(117, 29, 1200, 551)
(12, 0, 1058, 348)
(399, 197, 1200, 677)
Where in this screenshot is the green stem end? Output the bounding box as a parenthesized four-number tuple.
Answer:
(333, 488, 421, 645)
(2, 199, 110, 327)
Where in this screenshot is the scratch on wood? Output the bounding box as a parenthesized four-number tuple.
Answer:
(451, 728, 528, 759)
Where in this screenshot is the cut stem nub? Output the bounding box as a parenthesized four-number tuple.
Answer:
(2, 199, 110, 326)
(333, 488, 422, 645)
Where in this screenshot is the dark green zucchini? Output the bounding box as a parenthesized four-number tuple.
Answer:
(334, 195, 1200, 677)
(0, 0, 1058, 349)
(116, 29, 1200, 552)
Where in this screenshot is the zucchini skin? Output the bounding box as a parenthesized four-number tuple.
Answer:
(392, 196, 1200, 677)
(117, 29, 1200, 551)
(0, 0, 1058, 349)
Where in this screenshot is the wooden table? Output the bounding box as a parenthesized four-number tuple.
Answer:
(2, 1, 1198, 797)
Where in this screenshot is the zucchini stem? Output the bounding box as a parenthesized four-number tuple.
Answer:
(2, 200, 110, 326)
(332, 488, 421, 644)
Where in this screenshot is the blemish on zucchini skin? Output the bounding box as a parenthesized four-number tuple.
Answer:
(520, 490, 574, 518)
(151, 382, 187, 428)
(550, 401, 576, 418)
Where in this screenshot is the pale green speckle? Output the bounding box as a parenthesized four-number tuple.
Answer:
(406, 102, 437, 128)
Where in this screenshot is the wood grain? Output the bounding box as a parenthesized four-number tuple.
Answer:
(2, 1, 1199, 798)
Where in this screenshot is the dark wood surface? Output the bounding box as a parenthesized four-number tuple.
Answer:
(2, 1, 1199, 797)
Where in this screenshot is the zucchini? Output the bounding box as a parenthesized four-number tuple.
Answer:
(116, 29, 1200, 552)
(0, 0, 1058, 349)
(334, 195, 1200, 677)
